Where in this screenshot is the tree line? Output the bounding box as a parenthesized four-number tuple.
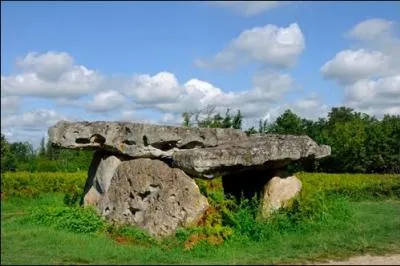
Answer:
(182, 106, 400, 174)
(1, 106, 399, 174)
(1, 134, 93, 173)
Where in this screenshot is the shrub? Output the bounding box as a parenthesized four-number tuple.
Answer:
(30, 205, 105, 234)
(63, 184, 84, 207)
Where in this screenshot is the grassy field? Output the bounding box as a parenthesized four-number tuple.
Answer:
(1, 172, 400, 265)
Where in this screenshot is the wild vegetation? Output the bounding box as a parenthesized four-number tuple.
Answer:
(1, 171, 399, 264)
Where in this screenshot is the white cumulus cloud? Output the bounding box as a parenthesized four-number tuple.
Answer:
(86, 90, 127, 113)
(1, 109, 69, 132)
(135, 70, 295, 120)
(124, 71, 183, 103)
(346, 18, 394, 41)
(321, 18, 400, 117)
(1, 51, 103, 99)
(195, 23, 305, 70)
(321, 49, 391, 85)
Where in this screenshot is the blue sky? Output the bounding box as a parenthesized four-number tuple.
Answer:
(1, 1, 400, 147)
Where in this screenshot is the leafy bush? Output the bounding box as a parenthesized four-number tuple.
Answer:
(63, 184, 84, 207)
(30, 206, 105, 234)
(185, 173, 379, 248)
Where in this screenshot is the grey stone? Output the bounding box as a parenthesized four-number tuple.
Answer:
(97, 158, 209, 237)
(261, 175, 302, 218)
(49, 121, 331, 177)
(172, 134, 331, 176)
(83, 151, 121, 206)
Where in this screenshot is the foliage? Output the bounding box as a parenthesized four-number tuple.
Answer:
(30, 205, 105, 234)
(1, 171, 87, 198)
(182, 172, 400, 249)
(3, 199, 400, 265)
(182, 106, 243, 130)
(1, 133, 17, 172)
(63, 184, 85, 207)
(179, 105, 400, 174)
(266, 109, 308, 135)
(18, 149, 94, 172)
(1, 133, 94, 173)
(249, 107, 400, 174)
(1, 172, 400, 264)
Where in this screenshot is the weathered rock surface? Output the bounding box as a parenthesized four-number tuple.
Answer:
(96, 158, 209, 237)
(261, 176, 302, 218)
(173, 135, 331, 177)
(49, 121, 331, 177)
(83, 151, 122, 206)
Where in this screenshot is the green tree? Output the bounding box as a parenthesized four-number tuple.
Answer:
(258, 119, 268, 134)
(327, 106, 356, 127)
(46, 138, 60, 160)
(232, 110, 243, 130)
(9, 142, 34, 163)
(182, 112, 193, 127)
(1, 133, 17, 172)
(222, 108, 232, 128)
(39, 137, 46, 157)
(267, 109, 306, 135)
(193, 106, 242, 129)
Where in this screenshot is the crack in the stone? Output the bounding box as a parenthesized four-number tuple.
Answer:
(128, 207, 141, 215)
(139, 190, 151, 200)
(123, 140, 136, 145)
(76, 138, 90, 144)
(151, 141, 178, 151)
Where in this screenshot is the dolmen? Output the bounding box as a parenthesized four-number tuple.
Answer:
(49, 121, 331, 237)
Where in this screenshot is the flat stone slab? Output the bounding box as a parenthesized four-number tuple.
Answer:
(49, 121, 331, 177)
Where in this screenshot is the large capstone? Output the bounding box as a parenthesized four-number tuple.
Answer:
(49, 121, 331, 177)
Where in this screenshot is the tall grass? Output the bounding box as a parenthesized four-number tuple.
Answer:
(297, 172, 400, 200)
(1, 171, 87, 198)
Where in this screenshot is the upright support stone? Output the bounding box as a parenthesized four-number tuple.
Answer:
(83, 151, 121, 206)
(261, 176, 302, 218)
(97, 158, 209, 237)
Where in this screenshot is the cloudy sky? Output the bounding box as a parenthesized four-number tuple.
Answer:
(1, 1, 399, 148)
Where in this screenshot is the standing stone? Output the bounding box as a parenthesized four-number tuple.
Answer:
(261, 176, 302, 218)
(83, 151, 121, 206)
(98, 158, 209, 237)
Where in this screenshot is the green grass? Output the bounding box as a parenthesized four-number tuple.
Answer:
(1, 172, 400, 265)
(2, 194, 400, 264)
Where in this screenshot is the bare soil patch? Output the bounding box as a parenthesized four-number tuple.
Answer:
(312, 254, 400, 265)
